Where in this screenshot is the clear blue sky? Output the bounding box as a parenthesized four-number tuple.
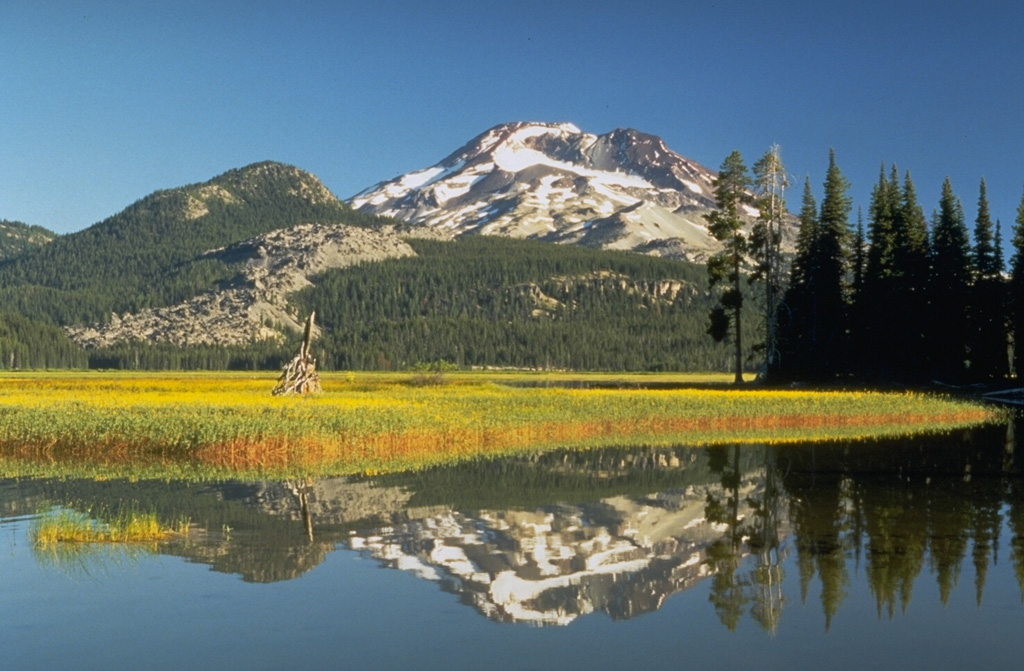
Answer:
(3, 0, 1023, 239)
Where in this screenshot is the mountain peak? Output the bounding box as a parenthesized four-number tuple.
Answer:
(207, 161, 339, 206)
(349, 121, 751, 261)
(0, 219, 57, 261)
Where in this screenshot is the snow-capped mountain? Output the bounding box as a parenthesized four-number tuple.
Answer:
(350, 122, 772, 262)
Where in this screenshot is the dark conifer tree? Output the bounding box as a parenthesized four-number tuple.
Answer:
(969, 179, 1008, 379)
(1010, 186, 1024, 377)
(812, 149, 853, 377)
(775, 178, 818, 379)
(859, 167, 930, 381)
(865, 165, 899, 282)
(858, 166, 900, 378)
(929, 177, 972, 381)
(973, 179, 999, 275)
(894, 173, 931, 380)
(705, 150, 753, 384)
(847, 207, 868, 371)
(777, 151, 851, 380)
(791, 177, 820, 285)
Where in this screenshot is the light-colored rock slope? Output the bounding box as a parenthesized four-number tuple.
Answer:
(66, 223, 415, 348)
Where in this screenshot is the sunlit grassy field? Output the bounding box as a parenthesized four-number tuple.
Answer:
(0, 371, 1002, 480)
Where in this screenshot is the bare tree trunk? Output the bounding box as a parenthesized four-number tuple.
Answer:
(273, 312, 322, 396)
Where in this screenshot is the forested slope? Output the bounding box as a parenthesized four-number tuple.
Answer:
(0, 162, 386, 326)
(295, 236, 755, 371)
(0, 220, 56, 261)
(0, 189, 755, 371)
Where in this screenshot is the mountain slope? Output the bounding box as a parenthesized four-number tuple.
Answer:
(350, 122, 786, 261)
(0, 220, 56, 261)
(294, 235, 753, 372)
(0, 161, 390, 326)
(67, 223, 415, 347)
(61, 232, 749, 370)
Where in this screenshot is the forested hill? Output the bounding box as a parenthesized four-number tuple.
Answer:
(0, 161, 389, 326)
(2, 234, 753, 371)
(293, 236, 750, 372)
(0, 220, 56, 261)
(86, 236, 749, 371)
(0, 160, 754, 372)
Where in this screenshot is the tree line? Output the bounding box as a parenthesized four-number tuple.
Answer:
(297, 236, 749, 372)
(0, 235, 759, 372)
(705, 147, 1022, 384)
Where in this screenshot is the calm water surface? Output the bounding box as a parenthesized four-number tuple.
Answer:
(3, 421, 1024, 670)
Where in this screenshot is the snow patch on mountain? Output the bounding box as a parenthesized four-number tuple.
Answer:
(350, 121, 790, 262)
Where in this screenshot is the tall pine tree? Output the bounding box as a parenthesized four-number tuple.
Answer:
(858, 166, 899, 378)
(705, 150, 753, 384)
(969, 178, 1008, 379)
(1010, 185, 1024, 377)
(858, 167, 930, 381)
(812, 149, 853, 377)
(894, 172, 931, 380)
(777, 150, 851, 380)
(776, 178, 818, 379)
(847, 207, 868, 370)
(929, 177, 972, 381)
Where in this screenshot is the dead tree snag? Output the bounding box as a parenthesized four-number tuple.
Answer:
(273, 312, 322, 396)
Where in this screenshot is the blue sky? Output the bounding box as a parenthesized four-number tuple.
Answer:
(3, 1, 1023, 239)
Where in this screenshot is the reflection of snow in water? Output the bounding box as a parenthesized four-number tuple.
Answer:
(347, 475, 775, 626)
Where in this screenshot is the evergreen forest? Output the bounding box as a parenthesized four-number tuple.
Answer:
(0, 232, 757, 371)
(295, 236, 749, 371)
(4, 153, 1024, 383)
(705, 147, 1024, 385)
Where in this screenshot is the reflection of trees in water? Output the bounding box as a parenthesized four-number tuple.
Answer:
(787, 458, 852, 629)
(782, 420, 1024, 626)
(1010, 477, 1024, 598)
(747, 445, 786, 633)
(701, 420, 1024, 631)
(8, 419, 1024, 627)
(703, 444, 788, 633)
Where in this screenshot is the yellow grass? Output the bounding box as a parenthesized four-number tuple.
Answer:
(0, 371, 1003, 480)
(31, 508, 189, 546)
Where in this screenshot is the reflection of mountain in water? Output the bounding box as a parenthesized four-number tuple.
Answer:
(348, 475, 773, 625)
(0, 446, 757, 593)
(6, 420, 1024, 630)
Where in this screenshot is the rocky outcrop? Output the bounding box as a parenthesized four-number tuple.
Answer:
(513, 271, 700, 316)
(66, 223, 415, 348)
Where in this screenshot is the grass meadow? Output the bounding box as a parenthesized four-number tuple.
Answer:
(0, 370, 1002, 480)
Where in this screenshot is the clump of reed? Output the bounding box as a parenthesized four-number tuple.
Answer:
(31, 507, 190, 546)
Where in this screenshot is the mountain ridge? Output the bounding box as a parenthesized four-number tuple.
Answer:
(349, 121, 789, 262)
(0, 219, 57, 261)
(0, 131, 768, 370)
(0, 160, 387, 326)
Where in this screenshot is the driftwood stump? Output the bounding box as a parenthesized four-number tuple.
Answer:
(273, 312, 322, 396)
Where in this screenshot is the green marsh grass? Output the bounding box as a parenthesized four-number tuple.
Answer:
(31, 507, 190, 546)
(0, 371, 1004, 480)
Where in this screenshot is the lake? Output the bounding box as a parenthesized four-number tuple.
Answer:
(3, 418, 1024, 670)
